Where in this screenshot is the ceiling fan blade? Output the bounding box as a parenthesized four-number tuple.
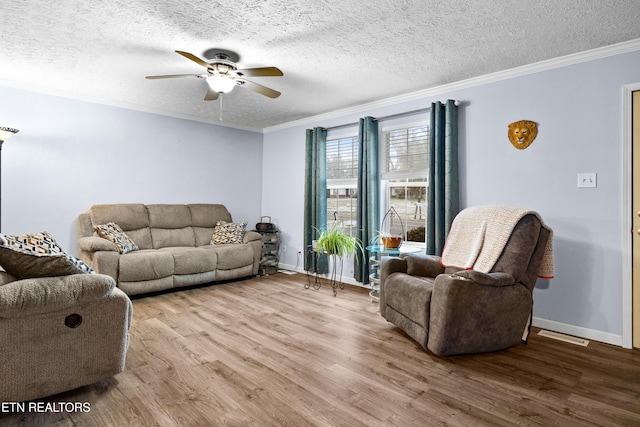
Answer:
(204, 86, 219, 101)
(145, 74, 203, 79)
(175, 50, 211, 69)
(236, 67, 283, 77)
(238, 79, 281, 99)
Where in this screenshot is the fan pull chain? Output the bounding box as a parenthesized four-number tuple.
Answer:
(219, 94, 223, 121)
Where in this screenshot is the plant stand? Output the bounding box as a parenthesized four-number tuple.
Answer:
(304, 246, 345, 297)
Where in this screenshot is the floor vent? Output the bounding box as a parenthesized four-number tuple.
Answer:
(538, 330, 589, 347)
(278, 270, 298, 275)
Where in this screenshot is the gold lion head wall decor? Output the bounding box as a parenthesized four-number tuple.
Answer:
(508, 120, 538, 150)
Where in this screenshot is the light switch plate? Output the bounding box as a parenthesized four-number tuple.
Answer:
(577, 172, 597, 188)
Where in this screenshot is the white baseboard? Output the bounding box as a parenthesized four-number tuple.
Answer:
(532, 317, 622, 347)
(278, 263, 370, 289)
(279, 263, 624, 347)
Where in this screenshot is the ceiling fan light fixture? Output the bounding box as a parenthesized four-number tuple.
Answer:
(206, 75, 237, 94)
(148, 50, 282, 101)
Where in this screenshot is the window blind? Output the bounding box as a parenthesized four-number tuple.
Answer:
(382, 125, 429, 179)
(326, 136, 358, 180)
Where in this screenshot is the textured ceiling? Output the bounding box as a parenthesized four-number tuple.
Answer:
(2, 1, 640, 131)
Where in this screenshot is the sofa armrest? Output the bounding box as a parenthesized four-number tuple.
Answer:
(243, 231, 262, 243)
(427, 272, 532, 356)
(0, 273, 117, 318)
(78, 236, 118, 252)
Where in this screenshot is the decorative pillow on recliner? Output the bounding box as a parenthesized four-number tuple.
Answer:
(210, 220, 247, 245)
(1, 231, 65, 255)
(94, 222, 138, 254)
(0, 233, 95, 279)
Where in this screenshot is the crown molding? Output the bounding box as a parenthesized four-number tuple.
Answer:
(263, 38, 640, 133)
(3, 38, 639, 135)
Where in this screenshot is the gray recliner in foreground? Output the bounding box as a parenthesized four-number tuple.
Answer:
(379, 205, 553, 356)
(0, 271, 132, 402)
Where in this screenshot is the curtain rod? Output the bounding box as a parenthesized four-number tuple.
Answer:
(323, 100, 460, 132)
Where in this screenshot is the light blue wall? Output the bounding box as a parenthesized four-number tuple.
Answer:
(263, 49, 640, 341)
(0, 87, 263, 253)
(2, 47, 638, 343)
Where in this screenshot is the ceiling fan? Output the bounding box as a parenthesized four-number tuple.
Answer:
(146, 50, 283, 100)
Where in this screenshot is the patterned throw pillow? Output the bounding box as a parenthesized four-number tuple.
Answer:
(94, 222, 138, 254)
(210, 221, 247, 245)
(0, 232, 95, 279)
(2, 231, 65, 255)
(65, 254, 95, 274)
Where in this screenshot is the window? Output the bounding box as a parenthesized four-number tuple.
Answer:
(326, 136, 358, 237)
(382, 124, 430, 245)
(324, 124, 429, 243)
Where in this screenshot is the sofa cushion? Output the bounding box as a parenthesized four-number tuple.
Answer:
(211, 221, 247, 245)
(159, 247, 217, 274)
(94, 222, 139, 254)
(194, 227, 216, 247)
(90, 204, 149, 230)
(118, 250, 173, 282)
(147, 205, 196, 248)
(147, 204, 193, 228)
(123, 228, 153, 250)
(0, 270, 16, 286)
(151, 227, 196, 249)
(203, 244, 254, 270)
(188, 204, 232, 227)
(90, 204, 153, 249)
(190, 204, 233, 247)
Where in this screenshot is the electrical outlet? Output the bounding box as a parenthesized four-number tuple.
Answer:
(577, 172, 597, 188)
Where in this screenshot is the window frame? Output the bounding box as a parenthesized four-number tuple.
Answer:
(380, 121, 430, 247)
(326, 129, 359, 236)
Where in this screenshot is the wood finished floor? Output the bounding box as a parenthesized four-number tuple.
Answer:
(2, 273, 640, 426)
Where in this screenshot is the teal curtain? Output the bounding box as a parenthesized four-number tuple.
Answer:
(426, 100, 459, 256)
(304, 127, 328, 273)
(355, 117, 380, 284)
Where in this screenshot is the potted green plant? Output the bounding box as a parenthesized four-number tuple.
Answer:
(312, 221, 364, 296)
(315, 224, 364, 257)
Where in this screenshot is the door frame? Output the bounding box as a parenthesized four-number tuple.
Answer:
(622, 83, 640, 349)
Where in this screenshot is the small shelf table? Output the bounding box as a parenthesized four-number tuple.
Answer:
(366, 244, 423, 301)
(254, 229, 280, 276)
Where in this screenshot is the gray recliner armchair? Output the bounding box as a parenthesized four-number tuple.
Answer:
(0, 271, 132, 402)
(379, 205, 553, 356)
(0, 231, 132, 402)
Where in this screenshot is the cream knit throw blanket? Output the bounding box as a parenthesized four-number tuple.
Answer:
(441, 205, 554, 278)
